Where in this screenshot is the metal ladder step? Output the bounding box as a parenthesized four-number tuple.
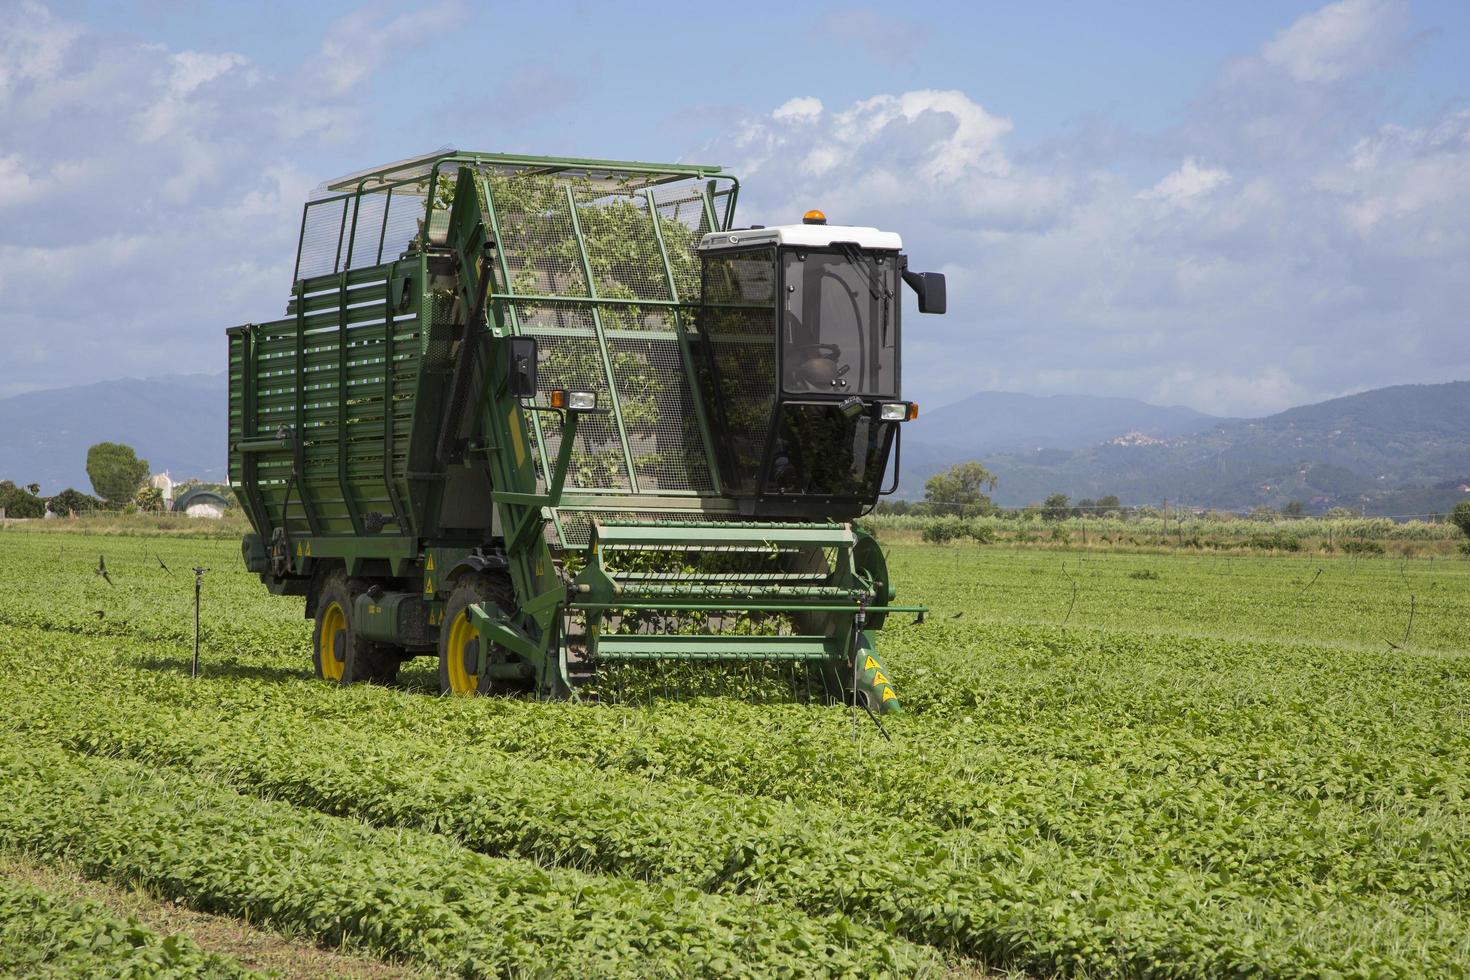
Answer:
(613, 583, 857, 599)
(592, 634, 835, 663)
(592, 521, 853, 550)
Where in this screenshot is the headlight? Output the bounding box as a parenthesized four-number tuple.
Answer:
(880, 402, 909, 421)
(567, 390, 598, 411)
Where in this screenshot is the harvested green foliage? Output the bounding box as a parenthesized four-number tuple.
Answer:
(0, 876, 256, 979)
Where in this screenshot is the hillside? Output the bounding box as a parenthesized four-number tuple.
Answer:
(0, 373, 226, 495)
(908, 391, 1221, 456)
(4, 372, 1465, 515)
(961, 382, 1470, 513)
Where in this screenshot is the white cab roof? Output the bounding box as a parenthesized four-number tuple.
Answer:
(698, 223, 902, 252)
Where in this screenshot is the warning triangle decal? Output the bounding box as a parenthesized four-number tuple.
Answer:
(864, 655, 879, 672)
(872, 670, 890, 686)
(881, 686, 897, 702)
(426, 553, 435, 571)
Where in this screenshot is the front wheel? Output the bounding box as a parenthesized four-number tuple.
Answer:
(312, 572, 398, 685)
(438, 572, 522, 697)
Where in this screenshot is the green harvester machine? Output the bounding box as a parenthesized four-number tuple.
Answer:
(228, 150, 946, 713)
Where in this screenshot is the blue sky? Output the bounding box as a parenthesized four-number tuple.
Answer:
(2, 0, 1468, 415)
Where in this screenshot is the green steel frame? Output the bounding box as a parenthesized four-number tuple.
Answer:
(229, 151, 914, 713)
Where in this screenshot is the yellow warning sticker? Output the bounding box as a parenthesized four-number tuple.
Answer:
(296, 543, 303, 557)
(425, 553, 435, 571)
(881, 686, 897, 702)
(864, 655, 879, 671)
(424, 577, 434, 595)
(872, 670, 890, 686)
(508, 407, 525, 467)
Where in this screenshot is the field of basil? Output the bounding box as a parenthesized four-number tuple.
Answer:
(0, 525, 1468, 977)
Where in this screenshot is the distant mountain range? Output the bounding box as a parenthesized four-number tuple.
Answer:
(0, 373, 226, 494)
(904, 383, 1470, 514)
(2, 372, 1466, 515)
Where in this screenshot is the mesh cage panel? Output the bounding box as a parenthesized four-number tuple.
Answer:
(381, 190, 426, 262)
(609, 336, 713, 492)
(490, 175, 587, 297)
(651, 186, 713, 302)
(573, 187, 670, 303)
(345, 192, 388, 269)
(517, 308, 631, 491)
(487, 170, 733, 500)
(298, 199, 348, 280)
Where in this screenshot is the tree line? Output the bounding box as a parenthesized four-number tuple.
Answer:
(0, 442, 168, 518)
(876, 460, 1470, 544)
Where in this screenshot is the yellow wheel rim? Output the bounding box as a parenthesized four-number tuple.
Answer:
(320, 601, 347, 683)
(445, 610, 478, 696)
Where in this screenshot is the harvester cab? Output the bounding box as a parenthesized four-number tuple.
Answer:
(695, 212, 945, 507)
(227, 151, 944, 716)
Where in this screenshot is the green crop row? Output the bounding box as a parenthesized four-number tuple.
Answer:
(0, 732, 935, 978)
(6, 623, 1470, 975)
(0, 875, 257, 979)
(0, 646, 1017, 967)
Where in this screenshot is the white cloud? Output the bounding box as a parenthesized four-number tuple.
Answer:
(0, 1, 78, 106)
(772, 96, 822, 123)
(0, 3, 451, 397)
(136, 50, 248, 143)
(1261, 0, 1407, 83)
(311, 0, 464, 96)
(1139, 158, 1232, 205)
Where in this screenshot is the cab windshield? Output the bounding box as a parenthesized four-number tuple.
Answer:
(782, 249, 897, 397)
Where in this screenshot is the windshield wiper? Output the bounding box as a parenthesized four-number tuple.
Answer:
(837, 244, 892, 345)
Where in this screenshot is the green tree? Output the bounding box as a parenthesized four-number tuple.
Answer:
(1281, 500, 1305, 518)
(135, 485, 165, 513)
(923, 461, 998, 518)
(47, 488, 102, 517)
(1040, 492, 1071, 522)
(1097, 494, 1121, 510)
(0, 481, 45, 518)
(1450, 501, 1470, 540)
(86, 442, 149, 506)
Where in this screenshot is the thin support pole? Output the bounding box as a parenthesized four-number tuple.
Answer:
(191, 566, 208, 679)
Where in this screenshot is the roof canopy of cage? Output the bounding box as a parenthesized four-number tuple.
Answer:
(321, 148, 733, 196)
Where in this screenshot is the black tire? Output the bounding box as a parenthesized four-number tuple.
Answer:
(437, 572, 522, 696)
(311, 571, 399, 685)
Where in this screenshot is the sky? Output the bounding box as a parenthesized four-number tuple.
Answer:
(0, 0, 1467, 416)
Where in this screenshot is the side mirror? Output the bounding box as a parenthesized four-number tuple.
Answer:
(902, 270, 947, 315)
(506, 336, 538, 398)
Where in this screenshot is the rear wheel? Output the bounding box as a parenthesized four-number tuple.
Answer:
(438, 572, 521, 696)
(312, 572, 399, 685)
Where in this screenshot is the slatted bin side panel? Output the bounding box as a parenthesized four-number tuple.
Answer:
(246, 265, 421, 537)
(226, 328, 251, 518)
